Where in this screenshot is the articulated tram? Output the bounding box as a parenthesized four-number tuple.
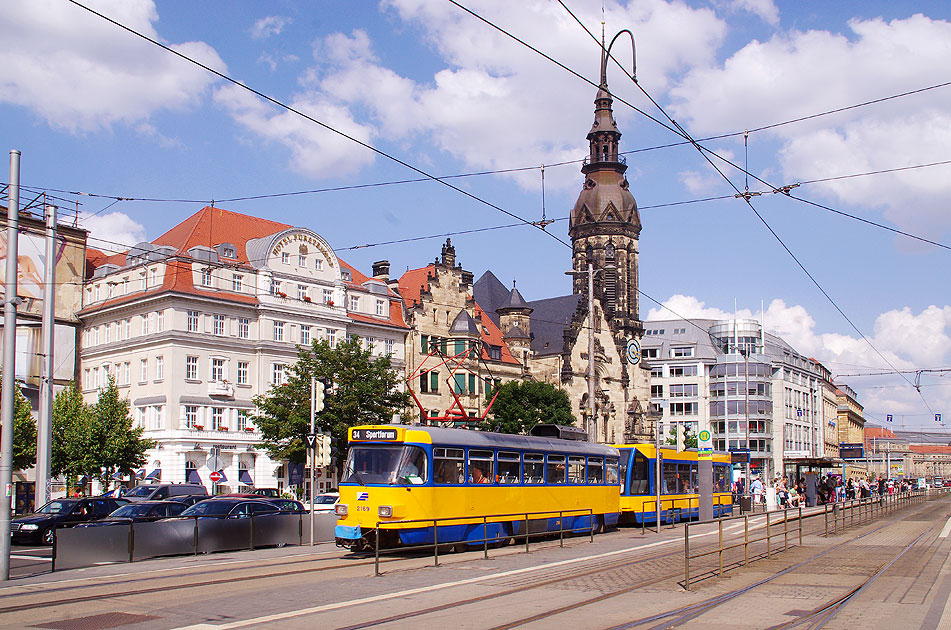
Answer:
(615, 444, 733, 524)
(334, 425, 621, 550)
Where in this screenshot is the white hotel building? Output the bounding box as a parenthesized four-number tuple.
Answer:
(79, 206, 408, 493)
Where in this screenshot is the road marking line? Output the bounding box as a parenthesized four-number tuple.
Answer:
(939, 517, 951, 539)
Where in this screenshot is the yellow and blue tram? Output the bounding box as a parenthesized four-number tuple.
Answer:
(334, 425, 621, 550)
(615, 444, 733, 524)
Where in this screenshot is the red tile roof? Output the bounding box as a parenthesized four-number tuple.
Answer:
(909, 444, 951, 454)
(865, 427, 899, 440)
(152, 206, 290, 265)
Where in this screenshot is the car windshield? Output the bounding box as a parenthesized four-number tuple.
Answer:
(110, 504, 155, 517)
(181, 501, 233, 516)
(36, 500, 74, 515)
(125, 486, 157, 498)
(315, 495, 337, 505)
(342, 445, 427, 485)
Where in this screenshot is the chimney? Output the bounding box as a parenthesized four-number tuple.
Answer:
(372, 260, 390, 282)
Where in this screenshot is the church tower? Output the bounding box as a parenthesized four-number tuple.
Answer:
(561, 40, 649, 443)
(568, 45, 642, 336)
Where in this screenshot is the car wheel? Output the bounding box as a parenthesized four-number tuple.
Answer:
(42, 528, 55, 546)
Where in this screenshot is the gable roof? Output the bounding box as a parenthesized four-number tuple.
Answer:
(152, 206, 290, 266)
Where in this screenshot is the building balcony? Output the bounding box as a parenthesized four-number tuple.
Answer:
(208, 381, 234, 398)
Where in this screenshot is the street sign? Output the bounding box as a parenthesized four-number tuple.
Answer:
(209, 471, 223, 483)
(937, 413, 942, 423)
(886, 414, 893, 423)
(698, 447, 713, 461)
(305, 433, 317, 449)
(698, 430, 711, 443)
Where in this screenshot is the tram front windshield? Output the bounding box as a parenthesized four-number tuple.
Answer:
(342, 444, 428, 485)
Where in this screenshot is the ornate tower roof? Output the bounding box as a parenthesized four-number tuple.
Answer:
(497, 282, 532, 314)
(568, 45, 641, 241)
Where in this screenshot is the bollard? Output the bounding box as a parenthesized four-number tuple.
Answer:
(483, 517, 488, 560)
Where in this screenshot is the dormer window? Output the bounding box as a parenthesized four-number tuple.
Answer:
(342, 269, 351, 282)
(224, 247, 234, 258)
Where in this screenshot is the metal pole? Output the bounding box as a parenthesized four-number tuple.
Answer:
(1, 149, 22, 581)
(743, 349, 750, 498)
(655, 421, 661, 534)
(36, 204, 56, 510)
(586, 264, 596, 442)
(310, 377, 315, 545)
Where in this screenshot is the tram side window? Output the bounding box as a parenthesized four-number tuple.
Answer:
(546, 454, 566, 484)
(662, 462, 678, 495)
(630, 451, 649, 494)
(678, 464, 692, 493)
(468, 450, 494, 484)
(434, 448, 465, 484)
(523, 453, 544, 484)
(714, 464, 728, 492)
(587, 457, 603, 484)
(497, 451, 520, 484)
(567, 456, 586, 484)
(396, 446, 428, 484)
(605, 457, 620, 486)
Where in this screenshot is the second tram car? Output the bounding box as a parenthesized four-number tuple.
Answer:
(615, 444, 733, 524)
(334, 425, 621, 550)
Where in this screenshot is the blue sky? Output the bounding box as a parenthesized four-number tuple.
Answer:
(3, 0, 951, 429)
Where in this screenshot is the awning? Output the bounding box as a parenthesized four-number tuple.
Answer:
(76, 475, 87, 485)
(187, 470, 201, 484)
(111, 471, 124, 480)
(215, 470, 228, 483)
(135, 469, 146, 479)
(239, 469, 253, 485)
(146, 469, 161, 480)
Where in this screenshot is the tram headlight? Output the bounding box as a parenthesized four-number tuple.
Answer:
(335, 504, 348, 516)
(378, 505, 393, 518)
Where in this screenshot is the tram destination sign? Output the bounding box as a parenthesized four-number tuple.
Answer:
(839, 442, 865, 460)
(351, 428, 399, 441)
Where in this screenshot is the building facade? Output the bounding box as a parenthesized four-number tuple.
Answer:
(79, 207, 407, 493)
(640, 317, 838, 481)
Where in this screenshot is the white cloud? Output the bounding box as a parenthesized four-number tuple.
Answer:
(251, 16, 292, 40)
(0, 0, 226, 133)
(213, 83, 377, 177)
(727, 0, 779, 26)
(78, 210, 147, 250)
(669, 14, 951, 236)
(278, 0, 727, 189)
(648, 295, 951, 422)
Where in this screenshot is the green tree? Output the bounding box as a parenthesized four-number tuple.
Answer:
(664, 425, 698, 450)
(52, 379, 153, 488)
(479, 380, 576, 435)
(0, 370, 37, 471)
(93, 376, 154, 485)
(51, 381, 94, 482)
(253, 337, 410, 468)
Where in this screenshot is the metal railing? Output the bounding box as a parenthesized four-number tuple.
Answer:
(372, 508, 595, 576)
(684, 506, 803, 590)
(684, 487, 948, 589)
(637, 497, 735, 534)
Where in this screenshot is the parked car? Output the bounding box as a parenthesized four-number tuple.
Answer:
(250, 488, 281, 498)
(11, 497, 129, 545)
(312, 493, 339, 513)
(77, 500, 187, 526)
(179, 497, 280, 518)
(165, 494, 210, 508)
(123, 483, 208, 502)
(269, 498, 305, 513)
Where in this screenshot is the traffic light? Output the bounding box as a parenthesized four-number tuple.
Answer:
(316, 433, 332, 467)
(315, 380, 325, 413)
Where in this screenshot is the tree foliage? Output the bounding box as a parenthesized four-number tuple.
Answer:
(664, 425, 698, 450)
(252, 338, 410, 467)
(0, 370, 37, 471)
(479, 380, 576, 435)
(52, 379, 153, 486)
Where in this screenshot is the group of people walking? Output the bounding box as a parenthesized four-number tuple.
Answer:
(734, 473, 910, 509)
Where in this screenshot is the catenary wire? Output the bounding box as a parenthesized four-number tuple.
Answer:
(549, 0, 926, 403)
(64, 0, 570, 249)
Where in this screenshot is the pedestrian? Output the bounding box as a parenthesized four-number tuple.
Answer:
(751, 476, 764, 504)
(846, 477, 855, 500)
